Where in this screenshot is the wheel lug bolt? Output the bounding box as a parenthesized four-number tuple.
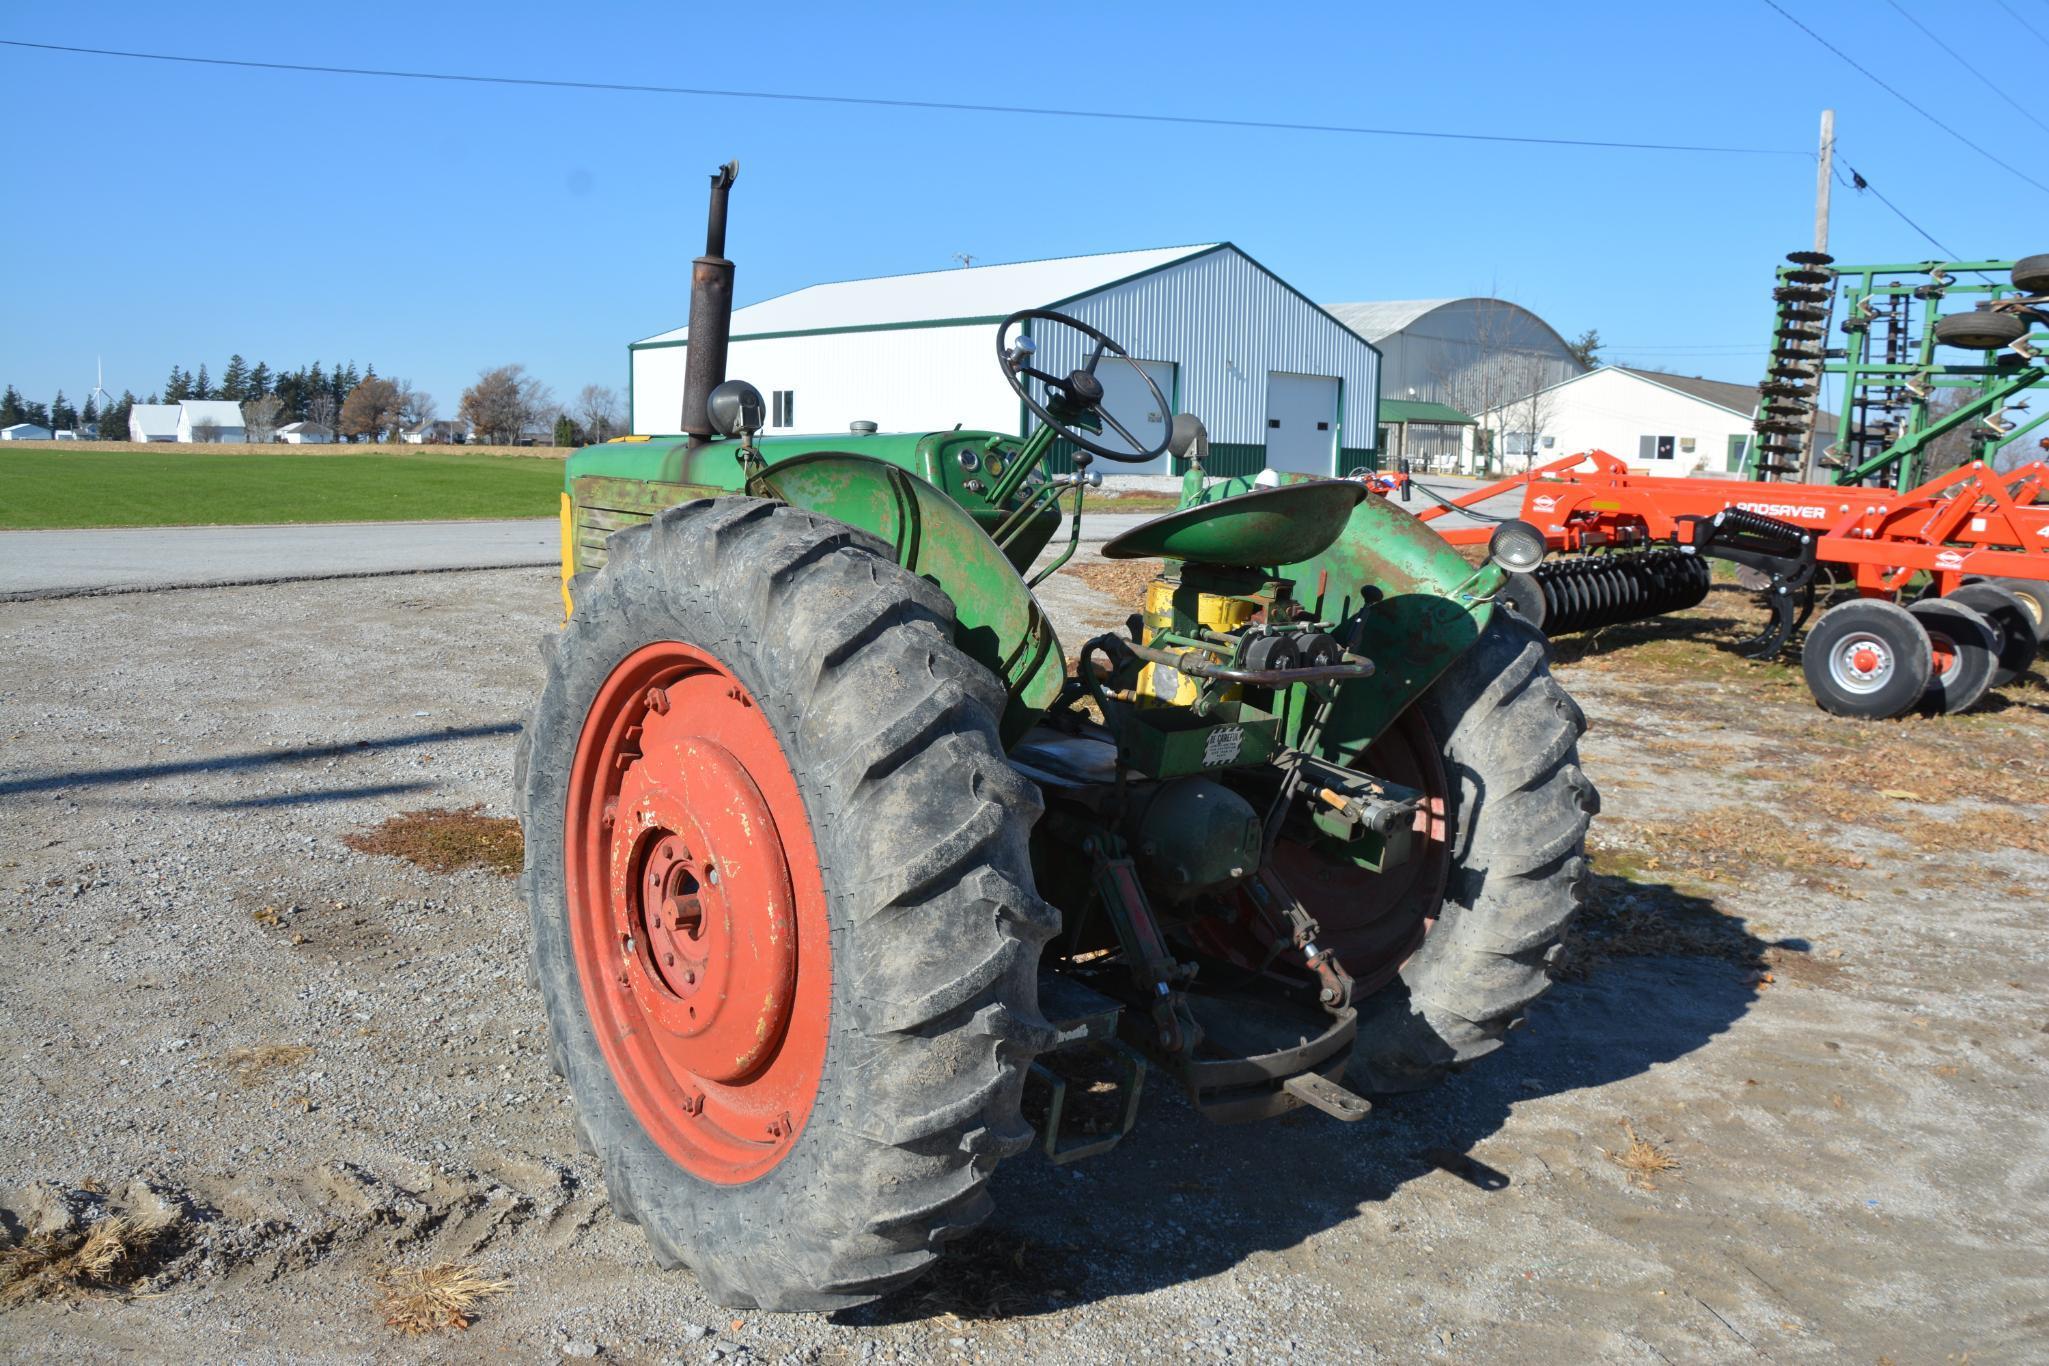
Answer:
(665, 952, 675, 967)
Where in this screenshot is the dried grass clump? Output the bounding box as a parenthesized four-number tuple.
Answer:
(1609, 1120, 1680, 1189)
(0, 1210, 177, 1304)
(375, 1262, 510, 1335)
(217, 1043, 314, 1087)
(343, 805, 523, 876)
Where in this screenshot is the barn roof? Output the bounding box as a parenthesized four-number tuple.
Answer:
(129, 404, 181, 437)
(1322, 299, 1463, 342)
(636, 244, 1222, 344)
(178, 400, 246, 426)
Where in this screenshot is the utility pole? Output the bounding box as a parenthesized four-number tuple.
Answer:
(1800, 108, 1836, 482)
(1813, 108, 1833, 257)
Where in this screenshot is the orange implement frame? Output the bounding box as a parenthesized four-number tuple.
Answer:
(1418, 451, 2049, 596)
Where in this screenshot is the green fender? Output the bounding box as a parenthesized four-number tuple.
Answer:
(1192, 473, 1504, 762)
(752, 451, 1065, 744)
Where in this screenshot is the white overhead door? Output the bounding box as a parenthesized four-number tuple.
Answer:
(1087, 358, 1176, 474)
(1265, 371, 1340, 475)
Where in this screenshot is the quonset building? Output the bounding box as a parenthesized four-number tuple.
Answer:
(629, 245, 1384, 477)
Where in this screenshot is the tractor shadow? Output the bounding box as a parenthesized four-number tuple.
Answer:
(845, 872, 1775, 1324)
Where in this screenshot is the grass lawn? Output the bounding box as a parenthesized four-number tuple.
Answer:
(0, 448, 566, 529)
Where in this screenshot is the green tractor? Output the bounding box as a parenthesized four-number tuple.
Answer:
(517, 163, 1596, 1309)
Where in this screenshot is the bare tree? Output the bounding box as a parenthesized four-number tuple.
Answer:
(1425, 298, 1578, 475)
(193, 417, 222, 444)
(1480, 355, 1560, 474)
(396, 379, 437, 434)
(241, 394, 283, 443)
(460, 364, 554, 445)
(576, 384, 623, 443)
(307, 392, 339, 437)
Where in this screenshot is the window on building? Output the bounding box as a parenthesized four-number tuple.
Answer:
(1503, 431, 1534, 457)
(1638, 434, 1676, 461)
(1726, 433, 1750, 472)
(771, 390, 795, 428)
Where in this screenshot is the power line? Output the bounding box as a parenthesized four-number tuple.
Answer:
(1837, 156, 1966, 260)
(1991, 0, 2049, 49)
(1884, 0, 2049, 135)
(1759, 0, 2049, 195)
(0, 37, 1806, 158)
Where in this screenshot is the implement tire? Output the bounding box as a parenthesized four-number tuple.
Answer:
(519, 497, 1056, 1310)
(1349, 611, 1598, 1093)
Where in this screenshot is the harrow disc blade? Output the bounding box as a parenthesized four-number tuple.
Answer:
(1527, 551, 1711, 639)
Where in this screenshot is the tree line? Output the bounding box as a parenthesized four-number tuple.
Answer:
(1, 359, 624, 447)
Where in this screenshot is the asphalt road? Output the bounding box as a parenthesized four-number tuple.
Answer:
(0, 519, 558, 598)
(0, 478, 1521, 599)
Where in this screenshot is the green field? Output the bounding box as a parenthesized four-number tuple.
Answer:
(0, 449, 567, 529)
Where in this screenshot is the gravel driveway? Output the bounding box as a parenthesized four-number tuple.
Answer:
(1, 564, 2043, 1362)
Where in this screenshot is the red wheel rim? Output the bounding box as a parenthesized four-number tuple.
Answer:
(1196, 708, 1452, 996)
(565, 642, 829, 1184)
(1281, 707, 1452, 994)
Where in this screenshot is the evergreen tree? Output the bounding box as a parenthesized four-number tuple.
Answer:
(248, 361, 272, 398)
(102, 391, 136, 441)
(164, 366, 189, 402)
(81, 395, 98, 435)
(192, 364, 211, 401)
(50, 390, 77, 430)
(0, 385, 25, 426)
(24, 400, 51, 427)
(220, 354, 249, 401)
(145, 392, 160, 405)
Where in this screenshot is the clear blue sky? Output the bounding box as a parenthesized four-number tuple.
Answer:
(4, 0, 2045, 419)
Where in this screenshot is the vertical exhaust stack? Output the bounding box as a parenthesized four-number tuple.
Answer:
(680, 160, 740, 447)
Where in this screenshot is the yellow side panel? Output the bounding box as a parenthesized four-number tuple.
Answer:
(558, 492, 576, 623)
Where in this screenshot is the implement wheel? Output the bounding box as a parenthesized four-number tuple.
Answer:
(1933, 309, 2027, 351)
(1801, 598, 1932, 719)
(520, 498, 1055, 1309)
(1342, 612, 1598, 1092)
(1988, 578, 2049, 643)
(1948, 581, 2039, 687)
(1908, 598, 1998, 714)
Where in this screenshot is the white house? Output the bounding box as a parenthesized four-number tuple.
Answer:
(1474, 366, 1780, 478)
(1, 422, 53, 441)
(129, 405, 181, 442)
(630, 243, 1384, 478)
(277, 421, 334, 445)
(401, 419, 471, 445)
(175, 400, 247, 444)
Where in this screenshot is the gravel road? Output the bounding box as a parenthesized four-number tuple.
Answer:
(1, 562, 2044, 1362)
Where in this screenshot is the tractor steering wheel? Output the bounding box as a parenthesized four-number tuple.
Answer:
(996, 309, 1174, 463)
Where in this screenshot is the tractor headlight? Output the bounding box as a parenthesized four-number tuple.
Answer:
(1487, 519, 1547, 574)
(956, 449, 981, 472)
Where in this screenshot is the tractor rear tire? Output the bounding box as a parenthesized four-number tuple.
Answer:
(2011, 254, 2049, 296)
(1801, 598, 1932, 718)
(1348, 611, 1597, 1093)
(519, 497, 1056, 1310)
(1947, 581, 2038, 687)
(1908, 598, 1998, 714)
(1498, 570, 1548, 629)
(1933, 309, 2028, 351)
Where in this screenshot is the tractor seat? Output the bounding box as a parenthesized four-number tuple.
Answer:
(1009, 724, 1121, 788)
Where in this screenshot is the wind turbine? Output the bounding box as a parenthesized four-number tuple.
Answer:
(86, 357, 112, 436)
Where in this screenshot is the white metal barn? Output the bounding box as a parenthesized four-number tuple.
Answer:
(629, 245, 1383, 477)
(175, 400, 247, 444)
(129, 404, 181, 442)
(1474, 366, 1770, 478)
(1, 422, 53, 441)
